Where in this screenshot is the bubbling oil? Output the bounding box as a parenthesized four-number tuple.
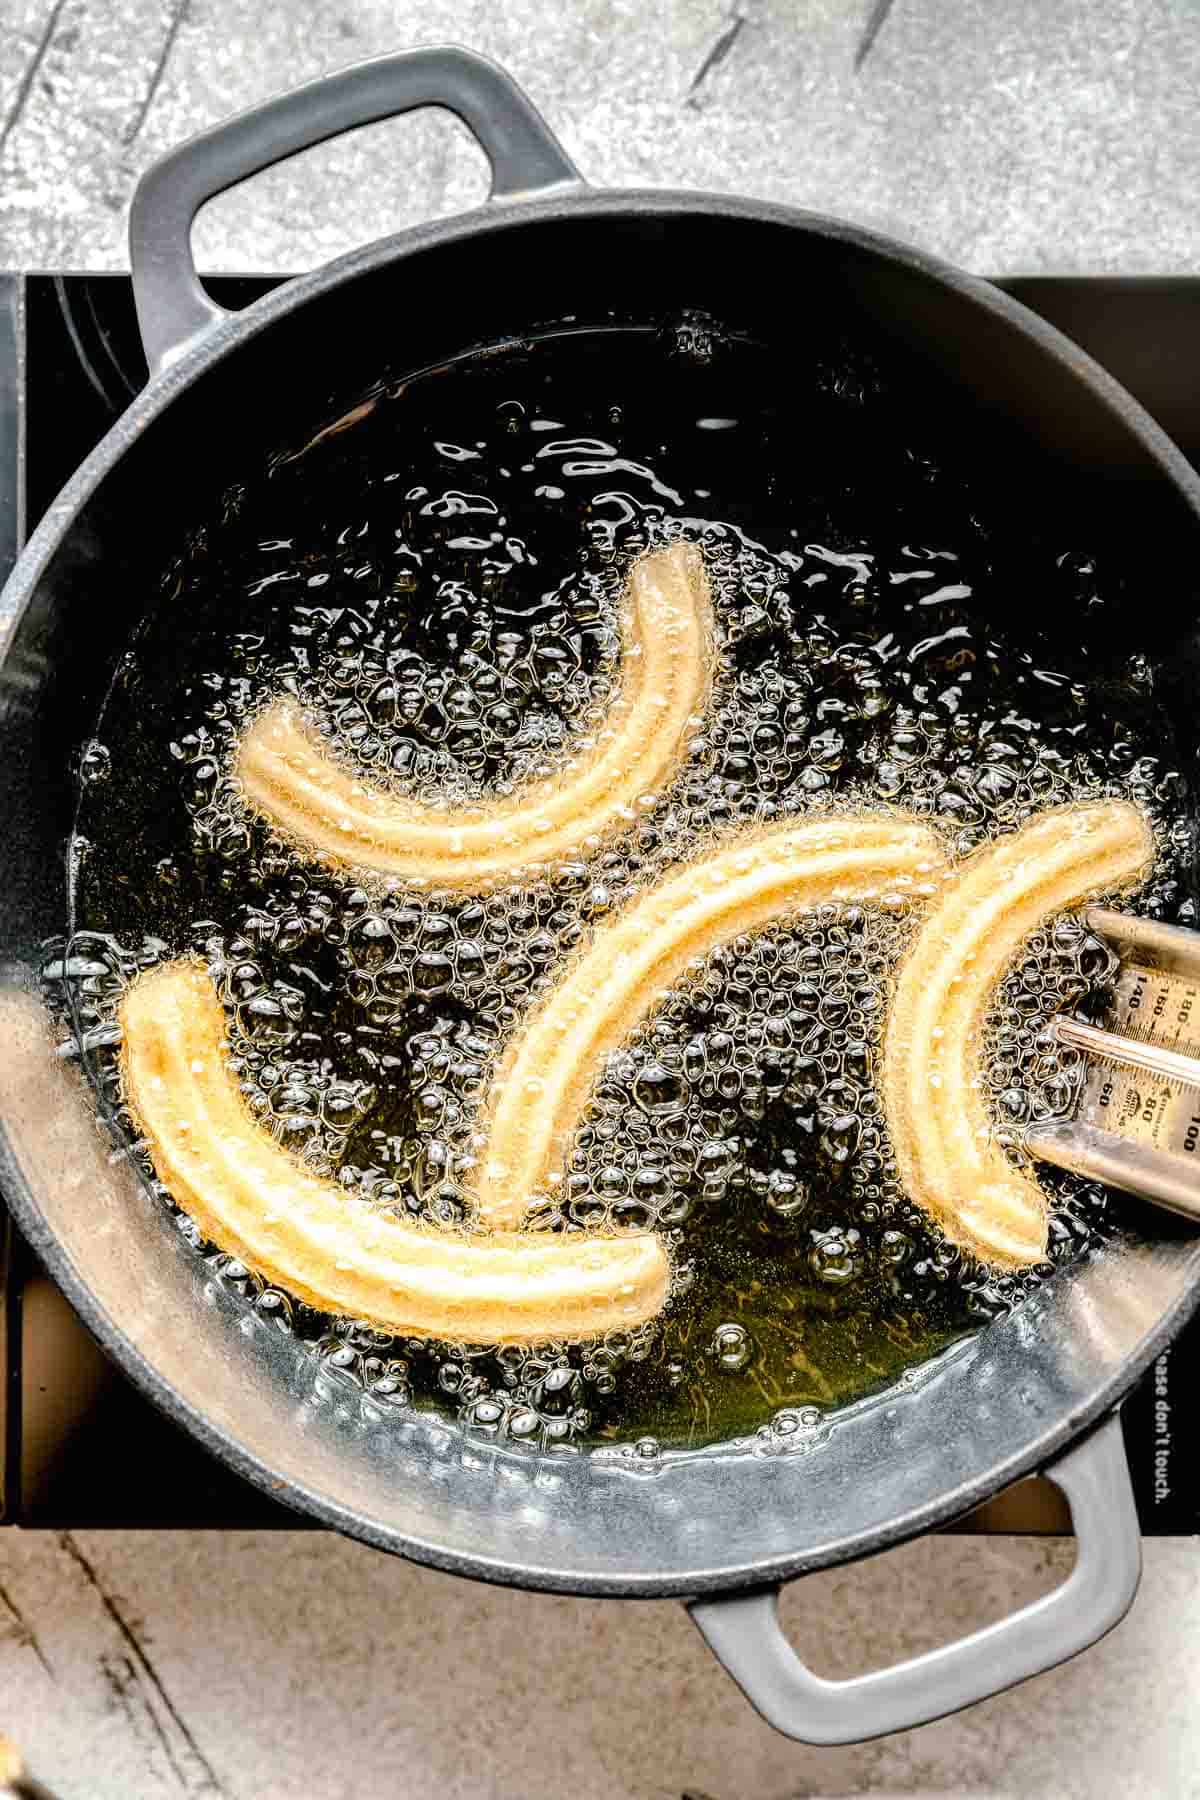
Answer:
(56, 313, 1194, 1457)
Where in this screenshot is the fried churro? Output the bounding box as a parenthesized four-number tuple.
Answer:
(881, 800, 1154, 1270)
(236, 541, 713, 886)
(474, 814, 947, 1229)
(120, 961, 669, 1342)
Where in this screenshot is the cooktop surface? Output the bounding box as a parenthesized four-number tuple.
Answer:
(2, 271, 1198, 1531)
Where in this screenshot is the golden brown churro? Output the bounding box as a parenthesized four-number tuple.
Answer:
(474, 814, 947, 1229)
(881, 800, 1154, 1270)
(236, 541, 713, 886)
(120, 962, 669, 1342)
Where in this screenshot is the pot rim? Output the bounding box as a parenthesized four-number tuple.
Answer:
(3, 184, 1200, 1595)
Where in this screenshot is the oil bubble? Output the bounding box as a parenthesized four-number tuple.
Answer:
(711, 1322, 752, 1371)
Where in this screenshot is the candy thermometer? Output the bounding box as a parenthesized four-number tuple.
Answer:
(1028, 908, 1200, 1222)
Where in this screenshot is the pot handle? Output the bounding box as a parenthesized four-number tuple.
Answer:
(128, 46, 581, 379)
(688, 1412, 1139, 1745)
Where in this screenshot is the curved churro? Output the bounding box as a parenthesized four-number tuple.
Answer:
(474, 814, 947, 1229)
(120, 961, 669, 1343)
(881, 800, 1154, 1270)
(236, 541, 713, 886)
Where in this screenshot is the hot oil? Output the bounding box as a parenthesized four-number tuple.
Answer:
(58, 314, 1195, 1458)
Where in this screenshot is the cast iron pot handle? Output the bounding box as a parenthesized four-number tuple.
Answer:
(689, 1413, 1139, 1745)
(128, 46, 581, 378)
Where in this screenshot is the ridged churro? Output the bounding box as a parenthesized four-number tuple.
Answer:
(881, 800, 1154, 1269)
(120, 961, 669, 1342)
(236, 541, 714, 886)
(474, 814, 947, 1229)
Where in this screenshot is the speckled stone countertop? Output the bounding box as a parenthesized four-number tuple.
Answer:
(3, 0, 1200, 276)
(1, 2, 1199, 1795)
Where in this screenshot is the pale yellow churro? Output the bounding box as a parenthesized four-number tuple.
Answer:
(120, 962, 669, 1343)
(0, 1735, 22, 1788)
(236, 541, 713, 886)
(881, 800, 1154, 1270)
(474, 814, 947, 1229)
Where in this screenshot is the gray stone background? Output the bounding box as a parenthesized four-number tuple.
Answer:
(2, 1, 1200, 1795)
(3, 0, 1200, 276)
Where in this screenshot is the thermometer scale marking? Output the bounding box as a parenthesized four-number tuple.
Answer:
(1077, 965, 1200, 1158)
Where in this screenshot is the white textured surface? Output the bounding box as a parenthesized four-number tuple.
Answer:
(0, 1528, 1196, 1798)
(2, 2, 1200, 1794)
(1, 0, 1200, 275)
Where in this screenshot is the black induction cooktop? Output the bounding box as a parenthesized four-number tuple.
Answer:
(2, 271, 1198, 1532)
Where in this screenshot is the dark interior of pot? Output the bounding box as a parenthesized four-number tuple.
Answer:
(2, 203, 1199, 1595)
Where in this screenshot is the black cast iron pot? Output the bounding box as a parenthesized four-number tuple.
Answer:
(2, 47, 1198, 1746)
